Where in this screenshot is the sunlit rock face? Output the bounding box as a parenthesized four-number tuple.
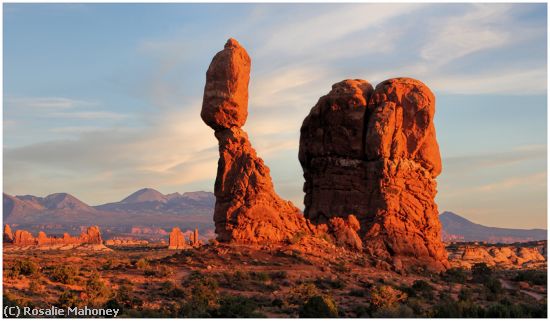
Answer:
(201, 38, 315, 243)
(300, 77, 449, 272)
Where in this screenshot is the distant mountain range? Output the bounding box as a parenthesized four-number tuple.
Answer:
(3, 188, 215, 229)
(440, 211, 547, 243)
(4, 191, 546, 243)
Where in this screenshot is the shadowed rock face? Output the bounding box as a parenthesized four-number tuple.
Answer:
(300, 77, 449, 271)
(202, 39, 314, 243)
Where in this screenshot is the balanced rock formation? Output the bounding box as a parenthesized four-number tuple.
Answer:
(300, 78, 448, 271)
(201, 38, 314, 243)
(4, 224, 14, 243)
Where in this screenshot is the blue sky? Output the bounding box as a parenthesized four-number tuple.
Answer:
(3, 3, 547, 228)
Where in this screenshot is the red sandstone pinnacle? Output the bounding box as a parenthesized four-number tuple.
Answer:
(168, 227, 187, 250)
(4, 224, 13, 243)
(300, 77, 449, 271)
(202, 39, 314, 243)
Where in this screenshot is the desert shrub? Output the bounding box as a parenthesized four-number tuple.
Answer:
(102, 259, 115, 270)
(353, 305, 370, 317)
(6, 259, 39, 278)
(332, 261, 351, 273)
(407, 280, 434, 299)
(49, 265, 79, 285)
(57, 290, 83, 308)
(178, 272, 219, 317)
(458, 287, 474, 302)
(369, 285, 407, 309)
(135, 258, 150, 270)
(28, 278, 44, 293)
(249, 271, 270, 282)
(113, 284, 142, 309)
(213, 295, 265, 317)
(432, 300, 485, 318)
(471, 263, 492, 283)
(441, 267, 468, 283)
(514, 270, 547, 286)
(315, 277, 346, 290)
(372, 304, 414, 318)
(349, 289, 366, 297)
(287, 283, 320, 305)
(269, 271, 288, 280)
(483, 277, 503, 296)
(144, 265, 173, 278)
(299, 295, 338, 318)
(85, 272, 112, 306)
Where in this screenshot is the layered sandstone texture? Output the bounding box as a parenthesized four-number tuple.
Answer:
(300, 78, 448, 271)
(6, 226, 109, 251)
(201, 39, 313, 243)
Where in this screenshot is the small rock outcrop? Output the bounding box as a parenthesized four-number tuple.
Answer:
(328, 215, 363, 251)
(201, 39, 314, 243)
(300, 78, 449, 271)
(447, 243, 546, 269)
(4, 224, 14, 243)
(168, 227, 188, 250)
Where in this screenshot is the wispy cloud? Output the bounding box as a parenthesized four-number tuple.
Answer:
(420, 4, 513, 66)
(48, 111, 129, 120)
(5, 97, 96, 109)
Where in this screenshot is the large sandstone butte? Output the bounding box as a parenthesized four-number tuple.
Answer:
(201, 39, 314, 243)
(300, 78, 449, 271)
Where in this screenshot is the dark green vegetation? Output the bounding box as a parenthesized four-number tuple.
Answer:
(3, 246, 547, 318)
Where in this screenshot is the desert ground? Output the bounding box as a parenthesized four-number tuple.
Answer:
(3, 240, 547, 318)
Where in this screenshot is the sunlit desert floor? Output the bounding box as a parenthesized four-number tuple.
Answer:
(3, 243, 547, 318)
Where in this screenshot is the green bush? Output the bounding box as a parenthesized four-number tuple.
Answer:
(369, 285, 407, 309)
(514, 270, 547, 286)
(49, 265, 79, 284)
(6, 260, 39, 278)
(441, 267, 468, 283)
(85, 272, 112, 306)
(299, 295, 338, 318)
(213, 295, 265, 317)
(287, 283, 320, 305)
(57, 290, 83, 308)
(372, 304, 414, 318)
(178, 272, 219, 317)
(484, 277, 503, 296)
(135, 258, 150, 270)
(471, 263, 492, 283)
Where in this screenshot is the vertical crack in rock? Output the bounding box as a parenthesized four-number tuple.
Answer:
(300, 77, 449, 271)
(201, 38, 313, 243)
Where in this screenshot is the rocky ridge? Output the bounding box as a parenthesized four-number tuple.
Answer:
(4, 224, 110, 251)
